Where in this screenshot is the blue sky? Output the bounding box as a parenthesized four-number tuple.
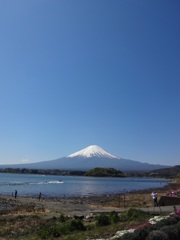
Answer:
(0, 0, 180, 166)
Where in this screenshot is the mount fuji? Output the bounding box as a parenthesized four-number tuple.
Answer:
(0, 145, 169, 171)
(68, 145, 118, 159)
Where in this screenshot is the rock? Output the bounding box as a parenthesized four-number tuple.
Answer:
(85, 213, 95, 219)
(73, 214, 84, 220)
(84, 213, 95, 222)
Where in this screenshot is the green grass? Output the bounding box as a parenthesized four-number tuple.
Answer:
(0, 209, 152, 240)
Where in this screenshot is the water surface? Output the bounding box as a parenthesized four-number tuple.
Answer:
(0, 173, 169, 198)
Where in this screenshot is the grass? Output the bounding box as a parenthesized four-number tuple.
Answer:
(4, 205, 180, 240)
(0, 207, 152, 240)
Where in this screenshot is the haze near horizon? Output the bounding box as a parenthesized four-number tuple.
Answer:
(0, 1, 179, 166)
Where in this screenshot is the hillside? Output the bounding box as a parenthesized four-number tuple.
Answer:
(85, 167, 125, 177)
(148, 165, 180, 178)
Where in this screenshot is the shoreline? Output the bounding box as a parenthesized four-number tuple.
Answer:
(0, 177, 174, 197)
(0, 179, 179, 216)
(0, 177, 172, 199)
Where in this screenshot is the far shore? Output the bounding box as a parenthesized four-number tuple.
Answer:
(0, 179, 180, 217)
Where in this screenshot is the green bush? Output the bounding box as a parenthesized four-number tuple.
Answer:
(58, 224, 71, 234)
(109, 211, 119, 223)
(52, 227, 61, 237)
(96, 214, 110, 226)
(155, 219, 169, 229)
(127, 208, 148, 221)
(148, 230, 168, 240)
(37, 219, 86, 239)
(173, 214, 180, 222)
(147, 224, 157, 232)
(160, 225, 178, 240)
(133, 227, 149, 240)
(118, 232, 135, 240)
(166, 216, 178, 225)
(59, 214, 67, 223)
(154, 216, 178, 230)
(37, 229, 49, 239)
(69, 219, 86, 231)
(0, 229, 12, 237)
(37, 227, 53, 239)
(174, 221, 180, 238)
(119, 212, 129, 222)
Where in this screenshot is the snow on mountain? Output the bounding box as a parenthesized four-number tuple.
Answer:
(0, 145, 170, 171)
(67, 145, 119, 159)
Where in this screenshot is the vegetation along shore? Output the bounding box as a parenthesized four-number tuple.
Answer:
(0, 179, 180, 239)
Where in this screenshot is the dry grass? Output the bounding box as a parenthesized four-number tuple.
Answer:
(94, 180, 180, 208)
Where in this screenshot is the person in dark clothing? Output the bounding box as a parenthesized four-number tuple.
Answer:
(151, 192, 158, 206)
(15, 190, 17, 199)
(38, 192, 41, 201)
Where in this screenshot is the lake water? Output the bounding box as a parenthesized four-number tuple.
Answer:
(0, 173, 169, 198)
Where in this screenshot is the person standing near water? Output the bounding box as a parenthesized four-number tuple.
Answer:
(151, 192, 158, 206)
(15, 190, 17, 199)
(38, 192, 41, 201)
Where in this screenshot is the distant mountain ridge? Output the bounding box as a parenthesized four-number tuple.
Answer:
(149, 165, 180, 178)
(0, 145, 170, 171)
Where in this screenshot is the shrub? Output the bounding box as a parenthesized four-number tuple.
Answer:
(86, 224, 95, 231)
(173, 214, 180, 222)
(175, 221, 180, 238)
(96, 214, 110, 226)
(133, 227, 149, 240)
(127, 208, 148, 221)
(144, 225, 156, 235)
(52, 227, 61, 237)
(160, 225, 178, 240)
(0, 229, 12, 237)
(58, 224, 71, 234)
(41, 226, 63, 238)
(155, 219, 169, 229)
(119, 212, 129, 222)
(51, 216, 57, 221)
(165, 216, 178, 225)
(59, 214, 67, 223)
(109, 211, 119, 223)
(148, 230, 168, 240)
(69, 219, 86, 231)
(38, 219, 86, 238)
(118, 232, 135, 240)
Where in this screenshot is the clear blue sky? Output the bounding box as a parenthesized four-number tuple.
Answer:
(0, 0, 180, 166)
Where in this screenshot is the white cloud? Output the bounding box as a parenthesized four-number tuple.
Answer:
(21, 159, 30, 163)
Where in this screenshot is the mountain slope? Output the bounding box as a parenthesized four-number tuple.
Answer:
(149, 165, 180, 178)
(0, 145, 170, 171)
(68, 145, 118, 159)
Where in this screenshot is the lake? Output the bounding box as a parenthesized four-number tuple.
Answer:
(0, 173, 169, 198)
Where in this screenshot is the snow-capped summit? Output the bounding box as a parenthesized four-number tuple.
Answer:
(67, 145, 119, 159)
(0, 145, 169, 171)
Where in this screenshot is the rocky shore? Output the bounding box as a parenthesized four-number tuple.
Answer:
(0, 180, 179, 217)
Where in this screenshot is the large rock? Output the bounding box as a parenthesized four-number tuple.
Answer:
(159, 196, 180, 206)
